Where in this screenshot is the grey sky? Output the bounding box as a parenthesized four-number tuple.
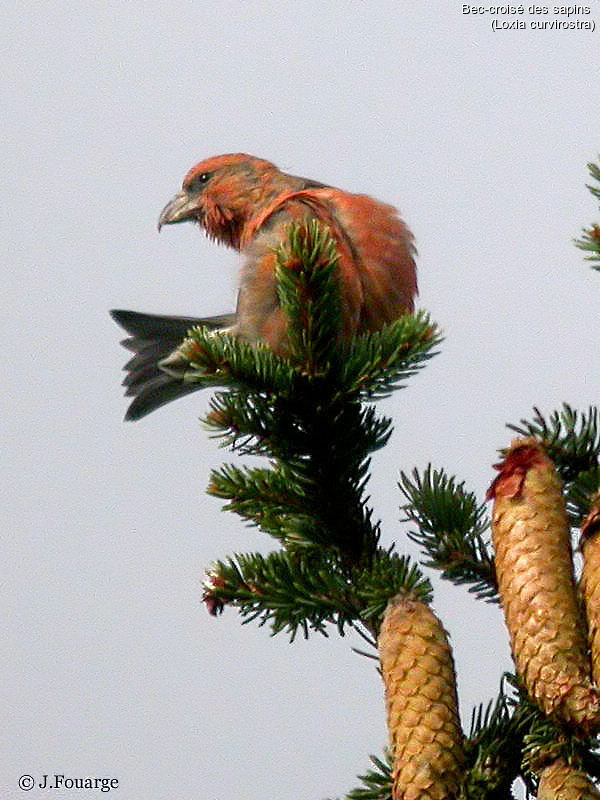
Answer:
(4, 2, 599, 798)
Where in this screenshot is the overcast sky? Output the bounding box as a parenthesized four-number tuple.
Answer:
(4, 3, 600, 799)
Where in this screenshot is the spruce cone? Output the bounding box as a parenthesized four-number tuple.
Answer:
(378, 594, 464, 800)
(487, 438, 599, 733)
(537, 757, 600, 799)
(580, 493, 600, 686)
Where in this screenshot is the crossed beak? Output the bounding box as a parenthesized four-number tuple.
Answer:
(157, 191, 199, 231)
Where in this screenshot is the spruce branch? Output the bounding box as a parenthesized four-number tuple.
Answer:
(355, 548, 433, 635)
(585, 160, 600, 202)
(206, 463, 314, 546)
(464, 683, 536, 798)
(521, 710, 577, 778)
(507, 404, 600, 482)
(462, 673, 600, 798)
(172, 311, 441, 410)
(581, 748, 600, 786)
(159, 224, 438, 562)
(204, 390, 284, 456)
(205, 388, 393, 465)
(202, 550, 356, 639)
(565, 466, 600, 528)
(506, 405, 600, 526)
(575, 159, 600, 271)
(275, 219, 343, 372)
(335, 311, 441, 401)
(399, 466, 497, 601)
(275, 221, 441, 393)
(169, 326, 298, 395)
(203, 382, 402, 559)
(189, 219, 446, 795)
(193, 220, 438, 560)
(206, 457, 379, 554)
(202, 547, 431, 640)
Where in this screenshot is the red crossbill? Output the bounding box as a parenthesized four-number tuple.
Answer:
(111, 153, 417, 420)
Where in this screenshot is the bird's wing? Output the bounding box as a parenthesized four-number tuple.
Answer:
(303, 190, 418, 329)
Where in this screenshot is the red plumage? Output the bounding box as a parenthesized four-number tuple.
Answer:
(112, 153, 417, 419)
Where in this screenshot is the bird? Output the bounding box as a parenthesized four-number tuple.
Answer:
(111, 153, 417, 421)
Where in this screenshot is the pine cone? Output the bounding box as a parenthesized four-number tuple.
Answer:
(537, 757, 600, 799)
(580, 493, 600, 686)
(378, 594, 464, 800)
(487, 438, 599, 733)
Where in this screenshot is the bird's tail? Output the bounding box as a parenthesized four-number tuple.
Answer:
(110, 309, 235, 421)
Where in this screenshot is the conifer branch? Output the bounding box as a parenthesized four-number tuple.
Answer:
(182, 222, 441, 561)
(506, 405, 600, 526)
(506, 404, 600, 481)
(336, 311, 441, 401)
(206, 391, 393, 464)
(275, 219, 343, 372)
(202, 548, 431, 640)
(565, 467, 600, 528)
(399, 466, 498, 601)
(463, 681, 537, 798)
(172, 327, 298, 394)
(203, 550, 359, 639)
(575, 159, 600, 271)
(207, 452, 382, 557)
(206, 463, 318, 547)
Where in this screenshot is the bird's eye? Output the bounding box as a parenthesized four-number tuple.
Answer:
(187, 172, 211, 192)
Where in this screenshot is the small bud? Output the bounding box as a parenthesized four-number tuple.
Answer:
(378, 594, 464, 799)
(202, 568, 226, 616)
(205, 407, 232, 428)
(488, 438, 600, 733)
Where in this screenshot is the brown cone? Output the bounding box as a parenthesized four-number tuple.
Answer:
(487, 438, 599, 733)
(580, 494, 600, 686)
(378, 594, 464, 800)
(537, 757, 600, 799)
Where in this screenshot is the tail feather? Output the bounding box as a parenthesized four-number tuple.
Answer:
(110, 309, 235, 421)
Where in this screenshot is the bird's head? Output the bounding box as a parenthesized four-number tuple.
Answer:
(157, 153, 281, 249)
